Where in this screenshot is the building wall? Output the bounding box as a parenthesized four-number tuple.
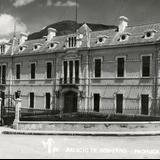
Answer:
(1, 44, 160, 116)
(88, 45, 156, 116)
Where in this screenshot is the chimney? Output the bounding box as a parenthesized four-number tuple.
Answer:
(19, 33, 28, 45)
(118, 16, 128, 33)
(47, 28, 57, 41)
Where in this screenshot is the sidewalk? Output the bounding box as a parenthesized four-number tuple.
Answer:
(0, 127, 14, 134)
(2, 127, 160, 136)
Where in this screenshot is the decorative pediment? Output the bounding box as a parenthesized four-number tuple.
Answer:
(78, 23, 92, 34)
(64, 53, 80, 60)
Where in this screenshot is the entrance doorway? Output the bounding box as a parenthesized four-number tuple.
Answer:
(116, 94, 123, 114)
(141, 95, 149, 115)
(63, 91, 78, 113)
(94, 94, 100, 112)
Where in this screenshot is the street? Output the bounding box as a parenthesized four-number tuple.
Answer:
(0, 133, 160, 159)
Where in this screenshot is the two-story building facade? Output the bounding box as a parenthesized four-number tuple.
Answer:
(1, 16, 160, 116)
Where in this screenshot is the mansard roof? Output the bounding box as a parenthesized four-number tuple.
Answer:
(4, 21, 160, 56)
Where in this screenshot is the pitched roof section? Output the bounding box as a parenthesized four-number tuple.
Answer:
(91, 23, 160, 47)
(3, 20, 160, 56)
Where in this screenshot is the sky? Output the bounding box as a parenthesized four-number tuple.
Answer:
(0, 0, 160, 40)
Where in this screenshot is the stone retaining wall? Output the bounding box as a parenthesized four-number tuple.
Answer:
(16, 121, 160, 132)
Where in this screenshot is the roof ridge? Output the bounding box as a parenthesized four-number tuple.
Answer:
(127, 22, 160, 29)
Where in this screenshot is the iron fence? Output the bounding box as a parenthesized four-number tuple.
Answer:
(2, 106, 160, 123)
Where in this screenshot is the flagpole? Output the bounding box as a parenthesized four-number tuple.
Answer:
(75, 0, 78, 32)
(13, 21, 16, 38)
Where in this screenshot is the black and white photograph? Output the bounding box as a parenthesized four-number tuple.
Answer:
(0, 0, 160, 159)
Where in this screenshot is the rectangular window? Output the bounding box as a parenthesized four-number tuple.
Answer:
(74, 37, 77, 47)
(2, 65, 6, 84)
(116, 94, 123, 114)
(46, 93, 51, 109)
(142, 56, 150, 77)
(30, 92, 34, 108)
(94, 94, 100, 112)
(95, 59, 101, 78)
(68, 37, 71, 48)
(141, 95, 149, 115)
(31, 63, 36, 79)
(47, 62, 52, 79)
(68, 37, 77, 48)
(0, 66, 2, 84)
(64, 61, 68, 84)
(16, 64, 21, 80)
(117, 57, 125, 77)
(1, 45, 5, 54)
(75, 60, 79, 84)
(69, 61, 73, 84)
(1, 91, 5, 107)
(15, 91, 20, 99)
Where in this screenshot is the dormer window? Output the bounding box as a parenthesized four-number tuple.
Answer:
(143, 30, 156, 39)
(118, 33, 130, 42)
(121, 35, 127, 41)
(96, 35, 108, 44)
(34, 45, 38, 50)
(19, 46, 23, 51)
(19, 46, 27, 52)
(49, 42, 59, 49)
(67, 36, 77, 48)
(50, 43, 54, 48)
(146, 32, 152, 38)
(33, 44, 42, 51)
(99, 37, 103, 43)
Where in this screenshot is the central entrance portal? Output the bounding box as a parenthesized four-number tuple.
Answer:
(63, 91, 78, 113)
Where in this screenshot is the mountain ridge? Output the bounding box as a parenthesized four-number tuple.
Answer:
(28, 20, 117, 40)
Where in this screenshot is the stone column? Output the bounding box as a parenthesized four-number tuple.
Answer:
(67, 61, 69, 84)
(13, 98, 22, 129)
(73, 61, 75, 84)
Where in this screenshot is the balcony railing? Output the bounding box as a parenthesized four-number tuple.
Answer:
(0, 78, 6, 85)
(60, 77, 80, 85)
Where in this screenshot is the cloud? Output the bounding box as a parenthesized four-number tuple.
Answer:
(12, 0, 78, 8)
(0, 14, 27, 37)
(47, 0, 53, 7)
(54, 0, 79, 7)
(12, 0, 35, 8)
(0, 39, 9, 43)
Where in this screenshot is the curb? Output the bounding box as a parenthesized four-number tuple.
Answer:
(2, 130, 160, 136)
